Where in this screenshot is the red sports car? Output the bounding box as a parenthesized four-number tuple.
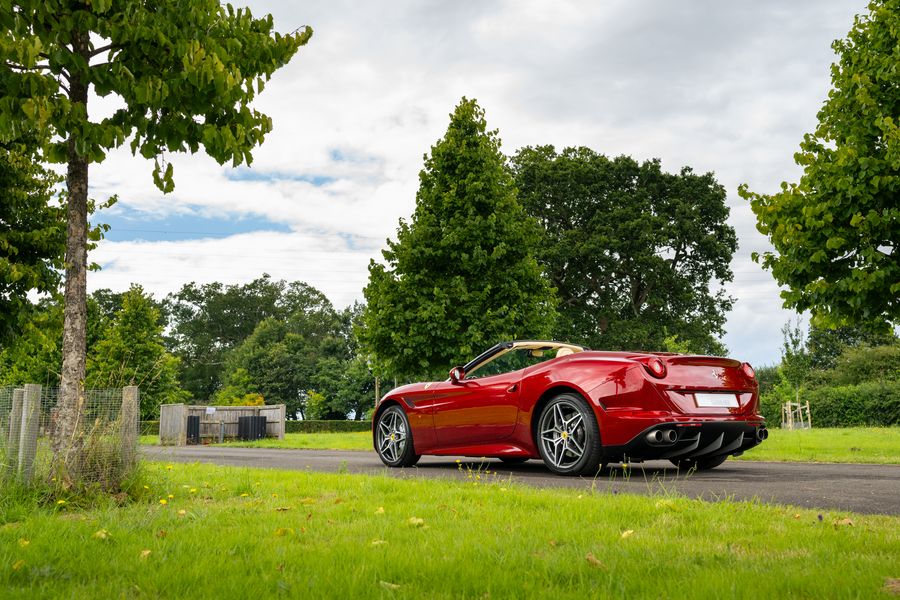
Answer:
(373, 340, 767, 475)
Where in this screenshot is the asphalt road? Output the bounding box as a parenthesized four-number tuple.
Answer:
(141, 445, 900, 516)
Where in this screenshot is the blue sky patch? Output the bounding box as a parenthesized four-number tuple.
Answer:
(226, 168, 336, 186)
(97, 207, 291, 242)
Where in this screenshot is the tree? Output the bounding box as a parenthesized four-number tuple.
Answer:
(806, 321, 897, 370)
(739, 0, 899, 330)
(361, 98, 557, 379)
(0, 138, 64, 344)
(167, 277, 336, 401)
(219, 287, 347, 418)
(779, 319, 812, 406)
(87, 285, 186, 420)
(511, 146, 736, 354)
(0, 1, 310, 478)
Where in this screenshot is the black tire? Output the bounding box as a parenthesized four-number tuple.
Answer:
(670, 454, 728, 471)
(535, 393, 603, 476)
(498, 457, 529, 465)
(374, 405, 420, 468)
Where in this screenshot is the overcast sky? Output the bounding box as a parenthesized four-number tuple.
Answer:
(87, 0, 867, 367)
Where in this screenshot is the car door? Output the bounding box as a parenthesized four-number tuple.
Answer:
(431, 370, 522, 447)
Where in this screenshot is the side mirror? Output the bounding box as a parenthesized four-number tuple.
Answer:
(449, 366, 465, 384)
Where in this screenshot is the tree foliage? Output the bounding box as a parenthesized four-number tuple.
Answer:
(512, 146, 736, 354)
(87, 285, 186, 420)
(361, 98, 557, 379)
(166, 276, 329, 402)
(739, 0, 899, 330)
(0, 138, 63, 343)
(0, 0, 310, 476)
(217, 289, 350, 418)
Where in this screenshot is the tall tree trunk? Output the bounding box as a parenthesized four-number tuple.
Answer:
(52, 31, 90, 483)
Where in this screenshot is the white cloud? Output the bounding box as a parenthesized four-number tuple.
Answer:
(86, 0, 867, 367)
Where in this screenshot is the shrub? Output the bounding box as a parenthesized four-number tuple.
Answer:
(806, 380, 900, 427)
(821, 344, 900, 386)
(285, 420, 370, 433)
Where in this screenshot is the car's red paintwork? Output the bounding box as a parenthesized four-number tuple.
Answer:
(373, 347, 764, 462)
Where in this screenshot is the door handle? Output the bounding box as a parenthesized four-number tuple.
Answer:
(506, 384, 518, 393)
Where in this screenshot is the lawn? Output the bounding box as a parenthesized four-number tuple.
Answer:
(142, 427, 900, 465)
(733, 426, 900, 465)
(0, 461, 898, 598)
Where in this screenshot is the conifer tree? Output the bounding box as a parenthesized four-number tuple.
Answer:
(362, 98, 556, 379)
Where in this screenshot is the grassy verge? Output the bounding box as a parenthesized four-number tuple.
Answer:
(140, 427, 900, 465)
(223, 432, 371, 451)
(734, 427, 900, 465)
(1, 462, 898, 598)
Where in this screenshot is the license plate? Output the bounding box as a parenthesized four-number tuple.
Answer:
(694, 393, 739, 408)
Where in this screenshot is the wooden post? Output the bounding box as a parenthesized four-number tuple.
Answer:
(806, 400, 812, 429)
(121, 387, 139, 471)
(5, 389, 24, 478)
(374, 377, 380, 408)
(19, 384, 41, 483)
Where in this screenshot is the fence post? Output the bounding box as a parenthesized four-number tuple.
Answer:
(5, 389, 24, 478)
(121, 387, 139, 471)
(18, 384, 41, 484)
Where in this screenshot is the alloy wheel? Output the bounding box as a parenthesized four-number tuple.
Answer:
(538, 399, 588, 470)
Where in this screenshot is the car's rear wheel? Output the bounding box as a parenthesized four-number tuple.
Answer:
(375, 405, 420, 468)
(536, 393, 603, 476)
(670, 454, 728, 471)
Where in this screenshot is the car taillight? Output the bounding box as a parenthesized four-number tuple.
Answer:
(644, 357, 667, 378)
(742, 362, 755, 379)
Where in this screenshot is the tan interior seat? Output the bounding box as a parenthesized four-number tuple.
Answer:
(556, 347, 574, 358)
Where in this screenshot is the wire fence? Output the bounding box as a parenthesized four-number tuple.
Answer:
(0, 385, 139, 492)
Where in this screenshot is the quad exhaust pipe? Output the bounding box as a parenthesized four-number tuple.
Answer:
(646, 429, 678, 445)
(756, 427, 769, 442)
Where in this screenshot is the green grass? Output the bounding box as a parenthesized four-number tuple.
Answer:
(141, 427, 900, 465)
(1, 462, 898, 599)
(735, 427, 900, 464)
(223, 432, 372, 451)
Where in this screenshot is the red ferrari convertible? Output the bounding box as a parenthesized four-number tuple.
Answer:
(373, 340, 767, 475)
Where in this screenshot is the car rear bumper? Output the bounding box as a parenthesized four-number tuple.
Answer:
(601, 420, 767, 463)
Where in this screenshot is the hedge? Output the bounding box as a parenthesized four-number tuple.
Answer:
(805, 381, 900, 427)
(759, 380, 900, 427)
(139, 419, 369, 436)
(285, 420, 370, 433)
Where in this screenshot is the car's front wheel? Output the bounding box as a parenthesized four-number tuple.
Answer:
(536, 393, 603, 476)
(375, 405, 420, 468)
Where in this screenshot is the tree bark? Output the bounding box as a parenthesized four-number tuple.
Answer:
(52, 30, 90, 483)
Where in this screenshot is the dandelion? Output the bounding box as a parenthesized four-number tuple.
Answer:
(177, 510, 187, 517)
(240, 493, 249, 498)
(143, 485, 149, 490)
(56, 499, 67, 506)
(167, 494, 174, 499)
(408, 517, 426, 528)
(140, 550, 152, 560)
(159, 499, 168, 506)
(375, 507, 385, 515)
(190, 488, 197, 494)
(271, 493, 278, 498)
(621, 530, 634, 539)
(92, 529, 110, 540)
(166, 464, 174, 471)
(17, 539, 29, 548)
(11, 560, 25, 571)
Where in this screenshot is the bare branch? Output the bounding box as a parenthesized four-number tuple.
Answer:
(89, 43, 120, 58)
